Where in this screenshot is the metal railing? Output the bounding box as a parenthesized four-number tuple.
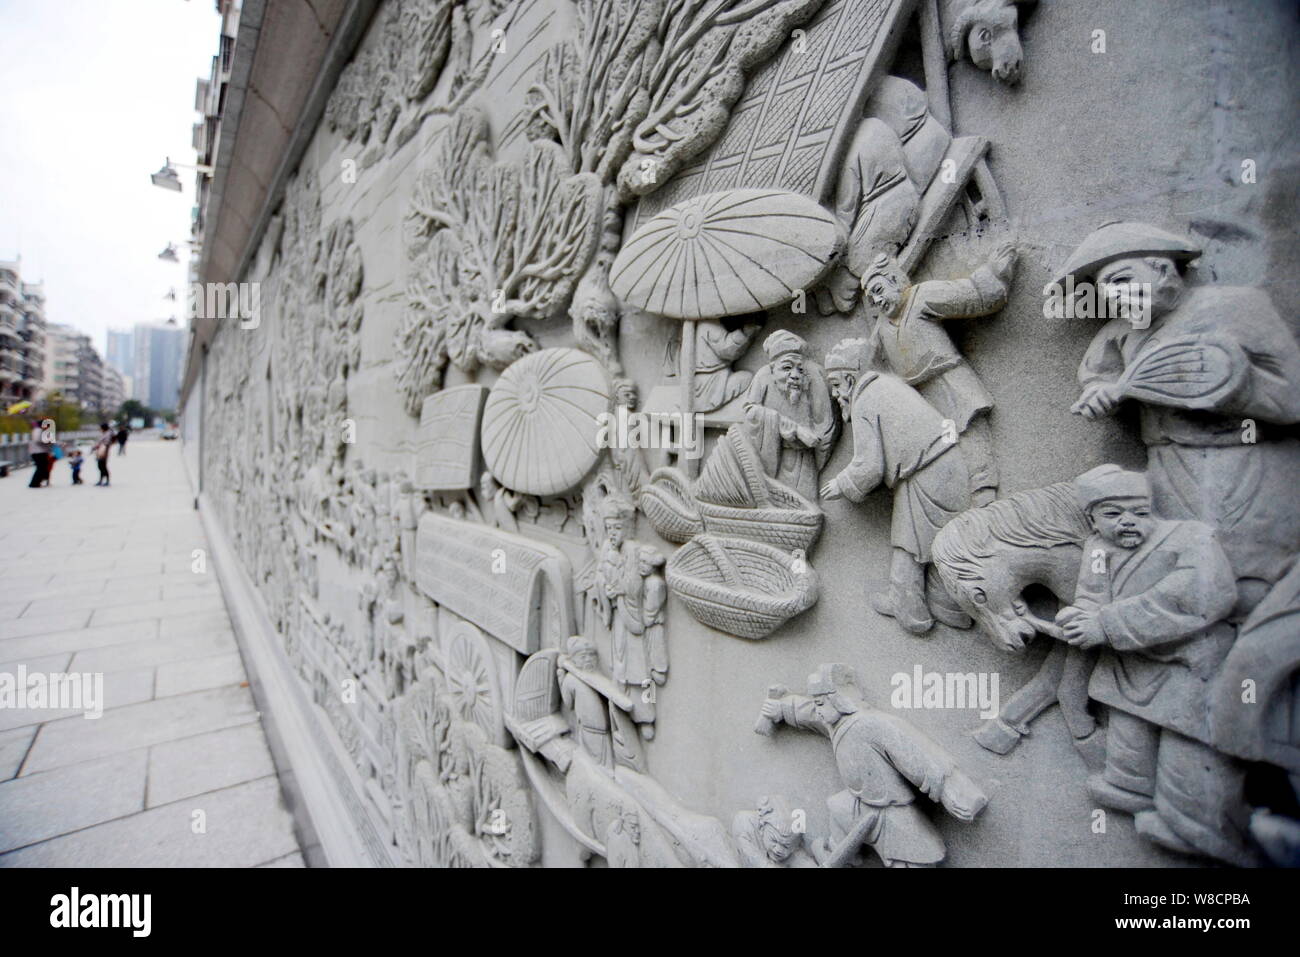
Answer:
(0, 429, 103, 472)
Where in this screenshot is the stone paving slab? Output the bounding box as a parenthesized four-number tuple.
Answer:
(147, 724, 276, 807)
(0, 750, 147, 853)
(0, 439, 302, 867)
(0, 776, 299, 868)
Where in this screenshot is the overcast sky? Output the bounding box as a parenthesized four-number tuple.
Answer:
(0, 0, 219, 354)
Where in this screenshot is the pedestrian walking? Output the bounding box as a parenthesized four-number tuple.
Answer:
(27, 418, 51, 488)
(93, 422, 113, 486)
(68, 447, 84, 485)
(49, 440, 64, 482)
(116, 422, 130, 455)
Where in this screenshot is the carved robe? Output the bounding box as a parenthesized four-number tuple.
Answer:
(743, 362, 839, 503)
(834, 117, 919, 273)
(776, 696, 958, 866)
(830, 371, 969, 562)
(607, 545, 667, 724)
(560, 669, 612, 769)
(1079, 285, 1300, 597)
(1074, 519, 1236, 742)
(870, 264, 1006, 432)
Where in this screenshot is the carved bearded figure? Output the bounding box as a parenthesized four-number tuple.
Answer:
(1056, 466, 1251, 866)
(742, 330, 839, 504)
(821, 339, 972, 635)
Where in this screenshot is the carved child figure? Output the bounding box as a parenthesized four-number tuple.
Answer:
(861, 242, 1017, 505)
(1056, 465, 1251, 866)
(821, 339, 972, 634)
(742, 330, 839, 503)
(757, 664, 988, 867)
(730, 796, 817, 868)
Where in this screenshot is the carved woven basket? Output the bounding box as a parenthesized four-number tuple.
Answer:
(667, 535, 818, 640)
(639, 467, 704, 544)
(698, 490, 822, 553)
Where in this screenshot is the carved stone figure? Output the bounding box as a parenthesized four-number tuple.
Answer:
(861, 242, 1017, 505)
(756, 664, 988, 867)
(555, 635, 611, 770)
(1056, 465, 1251, 866)
(596, 495, 667, 736)
(662, 317, 762, 414)
(730, 796, 818, 868)
(821, 338, 971, 634)
(743, 330, 839, 504)
(1062, 221, 1300, 618)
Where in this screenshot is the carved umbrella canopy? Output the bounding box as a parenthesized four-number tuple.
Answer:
(610, 188, 845, 470)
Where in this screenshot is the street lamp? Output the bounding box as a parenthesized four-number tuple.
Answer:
(158, 240, 202, 263)
(149, 157, 214, 192)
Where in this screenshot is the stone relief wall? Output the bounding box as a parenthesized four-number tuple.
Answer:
(199, 0, 1300, 867)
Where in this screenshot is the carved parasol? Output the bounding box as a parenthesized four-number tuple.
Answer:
(610, 188, 844, 473)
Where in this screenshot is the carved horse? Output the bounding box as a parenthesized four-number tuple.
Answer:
(941, 0, 1031, 85)
(931, 482, 1099, 755)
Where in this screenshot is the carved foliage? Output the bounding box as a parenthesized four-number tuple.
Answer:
(395, 108, 602, 414)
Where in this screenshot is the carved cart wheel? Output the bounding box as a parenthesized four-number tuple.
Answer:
(443, 622, 504, 742)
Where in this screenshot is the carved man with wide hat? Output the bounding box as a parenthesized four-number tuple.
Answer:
(1060, 221, 1300, 617)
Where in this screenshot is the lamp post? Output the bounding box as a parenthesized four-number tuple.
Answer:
(149, 157, 213, 192)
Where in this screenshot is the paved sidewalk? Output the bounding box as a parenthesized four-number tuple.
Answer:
(0, 437, 302, 867)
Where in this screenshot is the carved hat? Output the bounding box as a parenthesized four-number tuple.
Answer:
(825, 338, 870, 374)
(763, 329, 806, 361)
(1074, 464, 1151, 511)
(1052, 221, 1201, 288)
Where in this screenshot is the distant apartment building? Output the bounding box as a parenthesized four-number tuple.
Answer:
(102, 364, 126, 415)
(133, 322, 186, 412)
(44, 322, 112, 415)
(0, 260, 47, 408)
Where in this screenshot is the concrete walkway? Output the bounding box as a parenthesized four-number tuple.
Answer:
(0, 436, 302, 866)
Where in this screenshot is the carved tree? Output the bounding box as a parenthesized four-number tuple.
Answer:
(524, 0, 824, 373)
(395, 108, 601, 415)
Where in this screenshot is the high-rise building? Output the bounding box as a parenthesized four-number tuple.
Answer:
(0, 260, 47, 408)
(106, 328, 134, 378)
(133, 322, 185, 412)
